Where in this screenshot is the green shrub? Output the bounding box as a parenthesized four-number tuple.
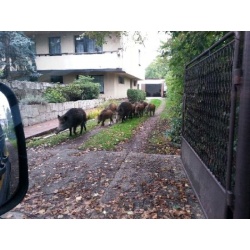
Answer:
(80, 82, 100, 100)
(44, 86, 67, 103)
(61, 84, 83, 101)
(69, 75, 100, 100)
(165, 117, 182, 144)
(127, 89, 146, 103)
(43, 75, 100, 103)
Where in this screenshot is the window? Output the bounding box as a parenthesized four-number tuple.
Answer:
(130, 80, 137, 88)
(30, 39, 36, 54)
(92, 75, 104, 94)
(51, 75, 63, 83)
(75, 36, 102, 53)
(118, 76, 124, 84)
(49, 37, 61, 55)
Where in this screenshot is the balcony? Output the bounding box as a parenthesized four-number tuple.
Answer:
(35, 51, 122, 71)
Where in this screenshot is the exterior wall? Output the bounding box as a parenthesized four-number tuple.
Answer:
(24, 32, 145, 99)
(138, 79, 166, 97)
(20, 99, 104, 127)
(113, 75, 134, 99)
(39, 74, 78, 84)
(31, 31, 123, 71)
(63, 74, 76, 84)
(35, 53, 122, 71)
(34, 34, 48, 54)
(27, 31, 144, 79)
(35, 72, 136, 99)
(120, 34, 145, 80)
(31, 31, 122, 54)
(140, 84, 146, 92)
(103, 35, 122, 51)
(103, 73, 115, 98)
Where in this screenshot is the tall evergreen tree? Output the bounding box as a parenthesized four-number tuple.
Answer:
(0, 31, 39, 80)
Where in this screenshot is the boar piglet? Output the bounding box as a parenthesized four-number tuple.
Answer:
(56, 108, 87, 136)
(97, 109, 114, 126)
(145, 103, 156, 116)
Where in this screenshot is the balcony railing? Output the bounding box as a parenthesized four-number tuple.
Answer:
(35, 50, 120, 57)
(35, 50, 122, 71)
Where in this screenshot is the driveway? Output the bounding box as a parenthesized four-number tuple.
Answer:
(2, 98, 205, 219)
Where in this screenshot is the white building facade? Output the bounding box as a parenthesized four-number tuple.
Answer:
(24, 31, 145, 99)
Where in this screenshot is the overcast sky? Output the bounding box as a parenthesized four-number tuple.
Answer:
(142, 31, 170, 68)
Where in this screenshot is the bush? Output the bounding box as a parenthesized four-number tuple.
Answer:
(127, 89, 146, 103)
(61, 84, 83, 101)
(43, 76, 100, 103)
(79, 82, 100, 100)
(66, 75, 100, 100)
(165, 117, 182, 144)
(44, 86, 67, 103)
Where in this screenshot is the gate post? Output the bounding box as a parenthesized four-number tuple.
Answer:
(234, 32, 250, 218)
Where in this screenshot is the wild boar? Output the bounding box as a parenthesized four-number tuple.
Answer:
(107, 103, 117, 113)
(140, 101, 148, 109)
(131, 103, 136, 118)
(134, 102, 145, 117)
(145, 103, 156, 116)
(116, 101, 133, 123)
(56, 108, 87, 136)
(97, 109, 114, 126)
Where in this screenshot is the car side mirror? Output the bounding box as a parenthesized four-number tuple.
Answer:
(0, 82, 28, 216)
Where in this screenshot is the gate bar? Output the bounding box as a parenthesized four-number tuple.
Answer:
(234, 32, 250, 218)
(225, 32, 241, 217)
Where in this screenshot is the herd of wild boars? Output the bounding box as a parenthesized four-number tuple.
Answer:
(56, 100, 156, 135)
(102, 100, 156, 124)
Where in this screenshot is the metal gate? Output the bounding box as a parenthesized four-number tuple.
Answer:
(181, 31, 250, 218)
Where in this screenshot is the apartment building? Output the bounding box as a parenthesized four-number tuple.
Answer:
(24, 31, 145, 99)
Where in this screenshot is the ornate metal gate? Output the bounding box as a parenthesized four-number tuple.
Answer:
(181, 32, 248, 218)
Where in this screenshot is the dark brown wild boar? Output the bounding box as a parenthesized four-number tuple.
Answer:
(145, 103, 156, 116)
(116, 102, 133, 122)
(97, 109, 114, 126)
(56, 108, 87, 136)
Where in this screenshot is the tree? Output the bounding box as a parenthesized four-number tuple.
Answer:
(0, 31, 39, 80)
(160, 31, 228, 143)
(145, 56, 168, 79)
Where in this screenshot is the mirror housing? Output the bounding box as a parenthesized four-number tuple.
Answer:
(0, 82, 28, 216)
